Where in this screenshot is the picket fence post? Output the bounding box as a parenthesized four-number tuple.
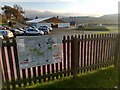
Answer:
(71, 35, 79, 79)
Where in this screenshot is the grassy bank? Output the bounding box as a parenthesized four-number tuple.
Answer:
(0, 23, 8, 26)
(76, 27, 110, 31)
(22, 65, 118, 89)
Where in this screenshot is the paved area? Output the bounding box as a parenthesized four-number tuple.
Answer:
(49, 28, 118, 37)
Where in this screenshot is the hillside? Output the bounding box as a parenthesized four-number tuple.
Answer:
(61, 14, 118, 25)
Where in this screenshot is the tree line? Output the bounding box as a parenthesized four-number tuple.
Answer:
(1, 4, 25, 21)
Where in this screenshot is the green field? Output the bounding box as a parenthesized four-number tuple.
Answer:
(76, 25, 118, 31)
(76, 26, 110, 31)
(105, 25, 118, 31)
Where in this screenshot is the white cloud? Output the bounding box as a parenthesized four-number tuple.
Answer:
(2, 0, 79, 2)
(1, 0, 119, 16)
(67, 0, 119, 16)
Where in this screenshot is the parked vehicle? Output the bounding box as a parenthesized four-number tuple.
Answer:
(3, 25, 11, 30)
(38, 26, 50, 34)
(10, 29, 24, 36)
(0, 25, 6, 30)
(40, 25, 52, 31)
(43, 25, 52, 31)
(47, 26, 52, 31)
(31, 26, 37, 29)
(25, 28, 44, 35)
(0, 34, 4, 39)
(25, 26, 33, 30)
(17, 28, 25, 32)
(0, 30, 14, 38)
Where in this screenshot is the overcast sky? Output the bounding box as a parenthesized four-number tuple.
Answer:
(1, 0, 119, 17)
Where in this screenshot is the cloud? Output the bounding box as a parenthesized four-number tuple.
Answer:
(2, 0, 79, 2)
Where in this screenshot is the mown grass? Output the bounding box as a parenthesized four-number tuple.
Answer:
(106, 26, 118, 31)
(22, 65, 118, 89)
(0, 23, 8, 26)
(76, 27, 110, 31)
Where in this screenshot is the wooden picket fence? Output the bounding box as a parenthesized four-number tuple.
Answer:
(0, 33, 117, 89)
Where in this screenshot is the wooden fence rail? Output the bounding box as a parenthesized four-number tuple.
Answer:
(0, 33, 117, 89)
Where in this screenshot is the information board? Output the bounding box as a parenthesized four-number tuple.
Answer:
(16, 36, 62, 69)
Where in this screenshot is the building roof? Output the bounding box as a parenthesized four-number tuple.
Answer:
(40, 17, 66, 23)
(27, 17, 51, 23)
(27, 17, 67, 23)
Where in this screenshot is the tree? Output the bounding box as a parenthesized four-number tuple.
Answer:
(13, 4, 24, 14)
(13, 4, 25, 20)
(35, 16, 38, 19)
(1, 4, 25, 21)
(13, 4, 25, 19)
(1, 5, 13, 19)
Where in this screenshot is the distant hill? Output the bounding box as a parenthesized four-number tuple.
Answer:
(24, 9, 78, 19)
(24, 9, 118, 25)
(97, 14, 118, 24)
(61, 14, 118, 25)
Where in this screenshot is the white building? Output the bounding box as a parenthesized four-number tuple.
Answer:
(26, 17, 70, 28)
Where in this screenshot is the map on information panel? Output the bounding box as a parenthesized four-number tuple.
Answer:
(16, 36, 62, 69)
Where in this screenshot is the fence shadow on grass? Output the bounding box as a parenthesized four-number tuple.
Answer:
(25, 66, 117, 89)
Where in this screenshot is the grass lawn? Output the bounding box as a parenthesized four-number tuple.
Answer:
(76, 26, 110, 31)
(106, 26, 118, 31)
(22, 65, 118, 89)
(0, 23, 8, 26)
